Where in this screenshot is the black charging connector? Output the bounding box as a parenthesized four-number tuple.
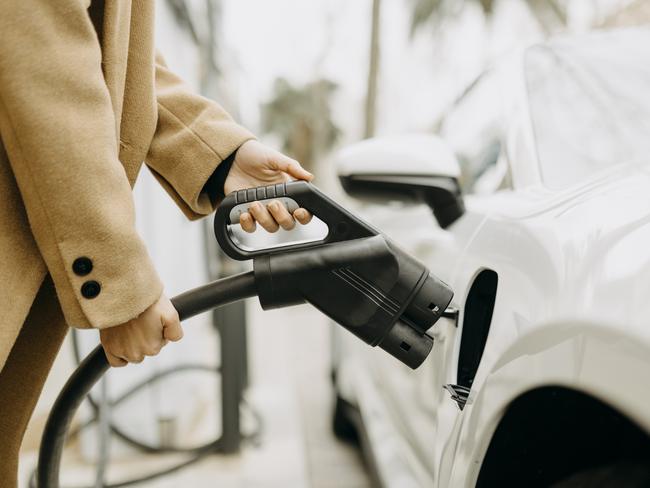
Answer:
(38, 181, 456, 487)
(215, 181, 454, 369)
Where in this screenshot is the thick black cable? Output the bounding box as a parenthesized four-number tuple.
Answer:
(36, 271, 257, 488)
(31, 338, 260, 487)
(27, 364, 224, 488)
(69, 332, 222, 454)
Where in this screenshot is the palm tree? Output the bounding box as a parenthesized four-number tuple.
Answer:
(603, 0, 650, 27)
(165, 0, 225, 102)
(262, 78, 341, 173)
(411, 0, 494, 34)
(365, 0, 382, 138)
(410, 0, 566, 35)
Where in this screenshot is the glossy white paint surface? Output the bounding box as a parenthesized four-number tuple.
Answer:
(333, 149, 650, 487)
(444, 164, 650, 486)
(332, 29, 650, 487)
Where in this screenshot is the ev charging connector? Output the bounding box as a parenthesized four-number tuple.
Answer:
(38, 181, 454, 487)
(214, 181, 453, 369)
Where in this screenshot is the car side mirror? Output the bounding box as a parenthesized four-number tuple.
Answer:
(335, 134, 465, 228)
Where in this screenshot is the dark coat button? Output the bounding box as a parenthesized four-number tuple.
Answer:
(81, 280, 101, 299)
(73, 257, 93, 276)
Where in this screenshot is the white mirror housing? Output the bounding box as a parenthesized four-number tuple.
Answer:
(335, 134, 464, 228)
(336, 134, 461, 179)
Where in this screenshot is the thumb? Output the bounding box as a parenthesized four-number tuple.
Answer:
(163, 315, 184, 342)
(274, 155, 313, 181)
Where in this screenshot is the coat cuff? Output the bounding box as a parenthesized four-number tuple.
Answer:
(147, 108, 255, 220)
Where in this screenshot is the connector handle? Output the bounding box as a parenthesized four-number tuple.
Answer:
(214, 181, 377, 260)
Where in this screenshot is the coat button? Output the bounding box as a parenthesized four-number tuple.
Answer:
(73, 257, 93, 276)
(81, 280, 101, 299)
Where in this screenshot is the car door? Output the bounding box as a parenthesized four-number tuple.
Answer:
(355, 193, 493, 476)
(359, 102, 512, 478)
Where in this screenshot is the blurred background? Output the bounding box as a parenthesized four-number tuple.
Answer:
(19, 0, 649, 486)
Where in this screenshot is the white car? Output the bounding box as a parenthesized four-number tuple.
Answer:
(331, 28, 650, 487)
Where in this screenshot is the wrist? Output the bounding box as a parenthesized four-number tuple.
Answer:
(204, 150, 237, 201)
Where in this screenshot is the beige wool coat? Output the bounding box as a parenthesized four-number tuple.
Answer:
(0, 0, 254, 370)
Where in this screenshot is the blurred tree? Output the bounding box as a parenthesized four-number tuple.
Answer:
(166, 0, 200, 43)
(262, 78, 341, 172)
(603, 0, 650, 27)
(365, 0, 382, 138)
(410, 0, 566, 35)
(166, 0, 223, 99)
(527, 0, 567, 31)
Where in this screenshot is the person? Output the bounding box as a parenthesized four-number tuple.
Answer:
(0, 1, 313, 484)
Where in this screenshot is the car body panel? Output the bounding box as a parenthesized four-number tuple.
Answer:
(333, 28, 650, 487)
(443, 165, 650, 486)
(336, 164, 650, 486)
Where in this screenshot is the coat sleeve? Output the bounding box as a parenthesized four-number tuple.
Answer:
(0, 0, 163, 329)
(146, 52, 255, 220)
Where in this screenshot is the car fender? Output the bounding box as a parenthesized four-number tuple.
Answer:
(443, 320, 650, 487)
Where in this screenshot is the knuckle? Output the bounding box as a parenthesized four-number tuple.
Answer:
(250, 203, 263, 216)
(167, 310, 180, 325)
(124, 350, 139, 362)
(106, 347, 122, 358)
(108, 354, 126, 367)
(281, 217, 295, 229)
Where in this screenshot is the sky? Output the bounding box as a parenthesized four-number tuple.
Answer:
(158, 0, 639, 151)
(218, 0, 549, 146)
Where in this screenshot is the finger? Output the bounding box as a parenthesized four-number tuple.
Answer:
(249, 202, 279, 233)
(127, 354, 145, 364)
(144, 339, 166, 357)
(293, 208, 313, 225)
(272, 155, 313, 181)
(163, 316, 184, 343)
(106, 352, 128, 368)
(240, 212, 256, 233)
(268, 200, 295, 230)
